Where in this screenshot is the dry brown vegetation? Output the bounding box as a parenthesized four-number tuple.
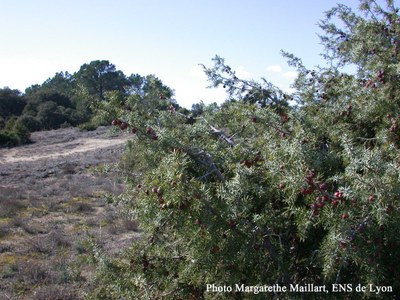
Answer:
(0, 126, 139, 299)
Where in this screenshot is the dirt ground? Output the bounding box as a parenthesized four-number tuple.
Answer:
(0, 126, 128, 179)
(0, 126, 139, 299)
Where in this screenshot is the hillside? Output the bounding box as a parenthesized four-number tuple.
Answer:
(0, 126, 138, 299)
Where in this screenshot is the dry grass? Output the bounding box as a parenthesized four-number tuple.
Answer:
(0, 126, 140, 299)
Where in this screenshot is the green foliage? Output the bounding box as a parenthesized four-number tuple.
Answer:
(0, 116, 30, 147)
(74, 60, 128, 101)
(17, 115, 41, 132)
(0, 78, 87, 143)
(88, 1, 400, 299)
(1, 60, 178, 147)
(76, 122, 97, 132)
(0, 87, 26, 119)
(23, 88, 90, 130)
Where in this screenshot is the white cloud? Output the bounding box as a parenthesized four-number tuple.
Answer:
(266, 65, 283, 73)
(234, 66, 252, 80)
(282, 71, 298, 79)
(263, 65, 298, 93)
(171, 65, 228, 108)
(177, 64, 252, 108)
(175, 81, 226, 109)
(175, 64, 295, 109)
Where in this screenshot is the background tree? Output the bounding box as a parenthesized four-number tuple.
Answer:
(0, 115, 30, 147)
(0, 87, 29, 147)
(0, 59, 178, 147)
(92, 73, 177, 128)
(0, 87, 26, 120)
(39, 71, 75, 96)
(74, 60, 128, 101)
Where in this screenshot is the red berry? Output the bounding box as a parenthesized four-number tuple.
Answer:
(319, 183, 328, 190)
(142, 259, 149, 270)
(178, 202, 188, 210)
(146, 127, 154, 134)
(228, 220, 237, 229)
(368, 195, 375, 202)
(310, 202, 320, 215)
(211, 245, 220, 253)
(300, 187, 313, 195)
(242, 160, 253, 167)
(119, 122, 128, 130)
(334, 191, 343, 199)
(251, 116, 257, 123)
(342, 213, 348, 220)
(131, 127, 138, 134)
(280, 112, 289, 123)
(254, 153, 262, 162)
(305, 176, 314, 185)
(307, 169, 316, 178)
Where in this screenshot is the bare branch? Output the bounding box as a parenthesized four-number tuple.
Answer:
(200, 117, 235, 147)
(188, 149, 225, 182)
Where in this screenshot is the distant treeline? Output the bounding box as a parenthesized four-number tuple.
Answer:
(0, 60, 179, 147)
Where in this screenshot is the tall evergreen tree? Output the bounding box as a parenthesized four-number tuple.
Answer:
(74, 60, 128, 101)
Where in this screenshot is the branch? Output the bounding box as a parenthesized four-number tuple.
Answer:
(200, 117, 236, 147)
(188, 149, 226, 182)
(265, 120, 292, 136)
(175, 111, 236, 147)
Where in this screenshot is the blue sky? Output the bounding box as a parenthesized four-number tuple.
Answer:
(0, 0, 391, 108)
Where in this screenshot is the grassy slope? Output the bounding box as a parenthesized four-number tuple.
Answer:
(0, 126, 138, 299)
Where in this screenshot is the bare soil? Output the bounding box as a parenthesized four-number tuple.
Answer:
(0, 126, 139, 299)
